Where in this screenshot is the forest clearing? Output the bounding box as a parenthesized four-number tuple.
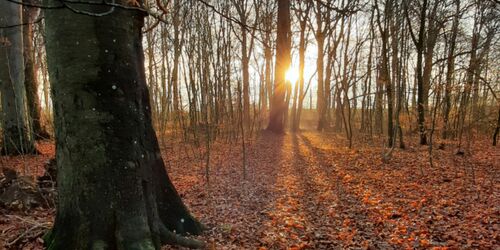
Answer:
(1, 0, 499, 249)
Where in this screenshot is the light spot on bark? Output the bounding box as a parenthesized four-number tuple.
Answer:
(112, 85, 117, 90)
(126, 161, 135, 169)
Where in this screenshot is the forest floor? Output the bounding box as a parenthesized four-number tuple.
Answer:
(0, 130, 499, 249)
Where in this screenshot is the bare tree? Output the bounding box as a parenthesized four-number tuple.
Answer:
(0, 1, 36, 155)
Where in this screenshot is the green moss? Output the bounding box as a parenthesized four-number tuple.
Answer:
(91, 240, 109, 250)
(122, 239, 156, 250)
(42, 227, 53, 247)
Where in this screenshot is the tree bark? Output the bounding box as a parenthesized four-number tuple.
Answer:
(493, 106, 500, 146)
(22, 1, 50, 140)
(0, 2, 36, 155)
(292, 4, 309, 131)
(375, 0, 393, 147)
(44, 1, 203, 249)
(171, 0, 182, 117)
(441, 0, 460, 144)
(405, 0, 428, 145)
(267, 0, 291, 133)
(315, 4, 326, 131)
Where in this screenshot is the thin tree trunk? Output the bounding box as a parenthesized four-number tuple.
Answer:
(441, 0, 460, 146)
(493, 106, 500, 146)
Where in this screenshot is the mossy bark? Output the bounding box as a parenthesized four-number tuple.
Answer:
(43, 1, 203, 249)
(0, 2, 36, 155)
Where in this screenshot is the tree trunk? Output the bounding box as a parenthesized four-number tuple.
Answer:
(416, 49, 427, 145)
(415, 0, 428, 145)
(316, 32, 325, 131)
(292, 17, 307, 132)
(375, 0, 393, 147)
(361, 8, 375, 133)
(264, 31, 272, 114)
(493, 106, 500, 146)
(263, 37, 271, 114)
(0, 2, 36, 155)
(267, 0, 291, 134)
(290, 73, 298, 131)
(441, 0, 460, 145)
(374, 68, 384, 135)
(241, 28, 251, 129)
(171, 0, 182, 117)
(44, 2, 203, 249)
(22, 2, 50, 140)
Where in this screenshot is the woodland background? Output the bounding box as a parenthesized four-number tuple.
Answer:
(0, 0, 499, 249)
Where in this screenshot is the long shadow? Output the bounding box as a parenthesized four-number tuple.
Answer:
(293, 132, 393, 249)
(253, 131, 313, 248)
(170, 130, 285, 248)
(219, 130, 285, 247)
(288, 133, 343, 248)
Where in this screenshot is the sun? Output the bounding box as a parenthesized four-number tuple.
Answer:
(285, 67, 299, 84)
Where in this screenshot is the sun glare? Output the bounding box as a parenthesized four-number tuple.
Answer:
(285, 68, 299, 84)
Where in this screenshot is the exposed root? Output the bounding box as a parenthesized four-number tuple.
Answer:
(160, 223, 205, 249)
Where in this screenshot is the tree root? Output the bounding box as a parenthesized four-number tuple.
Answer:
(43, 221, 205, 250)
(160, 223, 205, 249)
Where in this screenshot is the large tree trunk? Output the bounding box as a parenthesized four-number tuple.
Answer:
(43, 2, 203, 249)
(267, 0, 291, 133)
(0, 2, 36, 155)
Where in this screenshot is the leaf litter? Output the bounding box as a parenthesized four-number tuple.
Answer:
(1, 132, 498, 249)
